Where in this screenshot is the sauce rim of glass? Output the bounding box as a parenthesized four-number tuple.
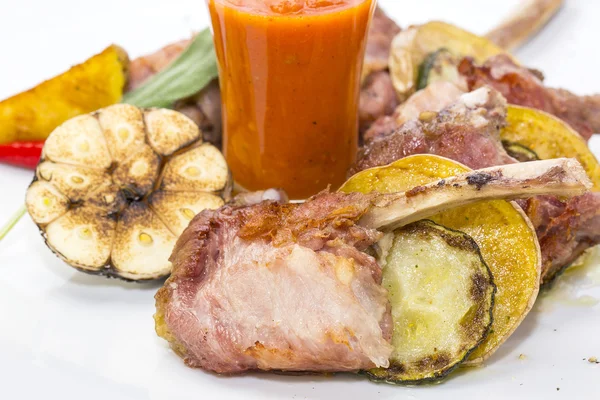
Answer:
(212, 0, 368, 17)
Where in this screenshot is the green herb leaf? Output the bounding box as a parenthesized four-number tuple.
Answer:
(122, 28, 218, 108)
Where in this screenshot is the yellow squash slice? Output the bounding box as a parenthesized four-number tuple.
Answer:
(0, 45, 128, 144)
(503, 105, 600, 190)
(340, 154, 541, 364)
(389, 21, 511, 101)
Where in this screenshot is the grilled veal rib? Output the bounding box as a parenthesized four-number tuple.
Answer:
(155, 159, 589, 374)
(354, 87, 600, 284)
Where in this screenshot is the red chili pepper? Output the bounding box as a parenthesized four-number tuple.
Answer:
(0, 141, 44, 169)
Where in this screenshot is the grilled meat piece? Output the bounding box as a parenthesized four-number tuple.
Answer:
(359, 7, 401, 136)
(353, 87, 600, 284)
(366, 53, 600, 142)
(173, 80, 222, 147)
(359, 71, 399, 136)
(156, 192, 394, 373)
(363, 81, 466, 142)
(127, 39, 192, 91)
(156, 160, 589, 373)
(362, 6, 402, 79)
(521, 193, 600, 281)
(352, 87, 514, 176)
(459, 55, 600, 140)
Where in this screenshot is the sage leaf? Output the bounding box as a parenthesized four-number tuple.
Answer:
(122, 28, 218, 108)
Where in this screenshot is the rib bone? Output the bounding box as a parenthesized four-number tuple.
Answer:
(361, 158, 591, 231)
(485, 0, 564, 51)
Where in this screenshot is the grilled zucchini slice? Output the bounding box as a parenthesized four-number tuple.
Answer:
(502, 140, 540, 162)
(416, 49, 461, 91)
(389, 21, 511, 100)
(340, 154, 541, 364)
(366, 220, 495, 384)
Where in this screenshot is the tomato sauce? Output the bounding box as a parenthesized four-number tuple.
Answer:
(207, 0, 376, 199)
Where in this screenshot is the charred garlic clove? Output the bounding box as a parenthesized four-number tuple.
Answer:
(144, 108, 201, 156)
(161, 143, 229, 192)
(84, 183, 127, 214)
(98, 104, 146, 161)
(36, 162, 112, 202)
(112, 202, 176, 281)
(149, 191, 224, 236)
(42, 114, 112, 169)
(112, 145, 161, 199)
(45, 207, 116, 271)
(26, 181, 69, 225)
(26, 104, 231, 281)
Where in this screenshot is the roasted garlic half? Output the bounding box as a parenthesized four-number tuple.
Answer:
(26, 104, 231, 280)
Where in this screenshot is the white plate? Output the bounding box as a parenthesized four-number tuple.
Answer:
(1, 1, 599, 399)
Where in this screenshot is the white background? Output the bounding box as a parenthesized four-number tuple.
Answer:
(0, 1, 599, 399)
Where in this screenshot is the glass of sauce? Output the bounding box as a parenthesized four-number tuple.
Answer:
(207, 0, 376, 199)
